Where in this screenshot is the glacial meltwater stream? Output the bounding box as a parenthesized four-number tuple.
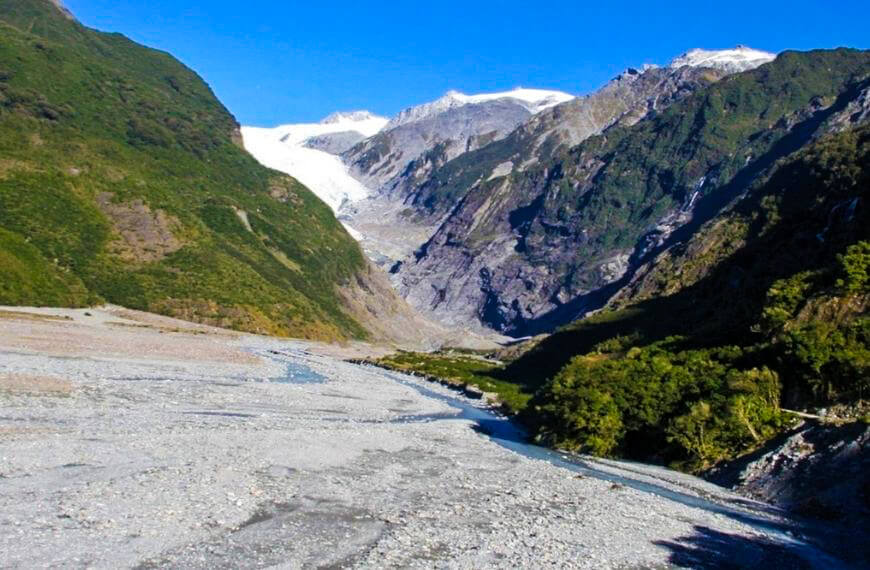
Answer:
(380, 368, 850, 569)
(264, 348, 849, 569)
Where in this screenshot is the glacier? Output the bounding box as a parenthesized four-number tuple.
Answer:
(240, 112, 388, 214)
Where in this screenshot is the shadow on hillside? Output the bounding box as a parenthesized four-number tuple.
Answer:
(654, 526, 813, 569)
(510, 76, 870, 340)
(501, 120, 869, 389)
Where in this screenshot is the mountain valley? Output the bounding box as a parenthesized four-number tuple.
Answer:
(1, 1, 868, 567)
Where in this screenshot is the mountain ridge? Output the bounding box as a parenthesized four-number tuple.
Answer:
(391, 49, 870, 334)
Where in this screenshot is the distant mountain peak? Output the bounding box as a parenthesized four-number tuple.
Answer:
(669, 46, 776, 73)
(321, 110, 383, 125)
(387, 87, 574, 129)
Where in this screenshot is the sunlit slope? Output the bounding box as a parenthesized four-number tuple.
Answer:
(0, 0, 372, 340)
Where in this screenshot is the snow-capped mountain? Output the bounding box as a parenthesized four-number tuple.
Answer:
(669, 45, 776, 73)
(343, 87, 575, 195)
(387, 87, 574, 129)
(240, 112, 388, 217)
(319, 110, 387, 129)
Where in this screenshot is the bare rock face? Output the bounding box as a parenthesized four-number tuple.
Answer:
(825, 79, 870, 133)
(96, 192, 183, 264)
(708, 420, 870, 561)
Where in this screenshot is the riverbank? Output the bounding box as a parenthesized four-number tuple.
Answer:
(0, 306, 850, 568)
(354, 352, 532, 414)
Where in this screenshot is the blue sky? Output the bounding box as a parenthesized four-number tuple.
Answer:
(64, 0, 869, 126)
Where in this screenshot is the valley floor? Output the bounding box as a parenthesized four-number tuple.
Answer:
(0, 306, 847, 568)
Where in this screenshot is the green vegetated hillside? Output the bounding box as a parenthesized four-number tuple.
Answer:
(379, 111, 869, 472)
(516, 124, 868, 470)
(0, 0, 371, 340)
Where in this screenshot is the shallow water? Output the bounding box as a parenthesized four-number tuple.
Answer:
(378, 369, 848, 570)
(264, 350, 326, 384)
(257, 349, 846, 569)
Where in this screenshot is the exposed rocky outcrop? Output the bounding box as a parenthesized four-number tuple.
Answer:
(343, 99, 536, 192)
(96, 192, 183, 264)
(825, 81, 870, 133)
(708, 420, 870, 561)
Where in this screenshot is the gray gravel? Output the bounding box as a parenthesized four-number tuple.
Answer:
(0, 309, 844, 568)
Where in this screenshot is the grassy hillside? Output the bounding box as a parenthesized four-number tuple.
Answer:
(0, 0, 370, 339)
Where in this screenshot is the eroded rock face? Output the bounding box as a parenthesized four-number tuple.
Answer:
(96, 192, 183, 263)
(709, 421, 870, 547)
(825, 79, 870, 133)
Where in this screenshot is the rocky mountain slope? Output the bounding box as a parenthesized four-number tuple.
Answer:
(343, 88, 574, 192)
(336, 55, 758, 273)
(394, 49, 870, 334)
(0, 0, 428, 342)
(333, 89, 573, 265)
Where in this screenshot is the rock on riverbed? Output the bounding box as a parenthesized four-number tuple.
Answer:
(0, 306, 844, 568)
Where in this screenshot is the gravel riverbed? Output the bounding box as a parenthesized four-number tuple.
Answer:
(0, 306, 843, 568)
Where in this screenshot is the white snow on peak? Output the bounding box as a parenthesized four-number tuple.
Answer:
(320, 110, 388, 133)
(241, 112, 387, 217)
(453, 87, 575, 110)
(669, 46, 776, 73)
(387, 87, 575, 129)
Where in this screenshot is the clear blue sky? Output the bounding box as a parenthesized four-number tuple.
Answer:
(64, 0, 869, 126)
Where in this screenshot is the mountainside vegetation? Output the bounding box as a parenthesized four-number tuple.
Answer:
(0, 0, 373, 340)
(379, 120, 869, 473)
(520, 123, 869, 470)
(394, 49, 870, 335)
